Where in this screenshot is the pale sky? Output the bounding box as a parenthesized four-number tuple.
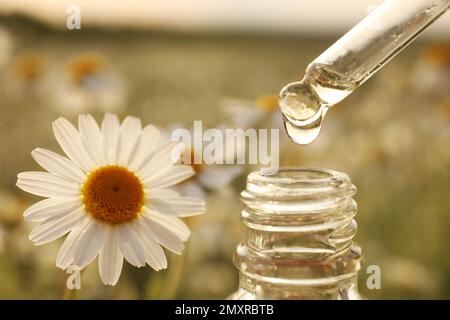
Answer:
(0, 0, 448, 37)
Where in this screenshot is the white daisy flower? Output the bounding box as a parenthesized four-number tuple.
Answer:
(16, 113, 205, 286)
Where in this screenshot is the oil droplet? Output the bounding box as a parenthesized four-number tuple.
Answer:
(279, 79, 327, 145)
(279, 64, 359, 145)
(283, 106, 328, 145)
(279, 80, 322, 121)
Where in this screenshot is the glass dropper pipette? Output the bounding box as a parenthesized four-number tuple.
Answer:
(279, 0, 450, 145)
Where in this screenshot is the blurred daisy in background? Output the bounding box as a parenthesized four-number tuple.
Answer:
(167, 125, 244, 199)
(4, 51, 46, 100)
(12, 52, 45, 83)
(410, 43, 450, 96)
(16, 113, 205, 285)
(221, 95, 283, 130)
(0, 190, 27, 254)
(53, 52, 127, 114)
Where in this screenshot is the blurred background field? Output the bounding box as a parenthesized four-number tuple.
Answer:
(0, 0, 449, 299)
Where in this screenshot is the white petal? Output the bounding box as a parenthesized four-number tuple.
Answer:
(56, 217, 91, 269)
(29, 207, 84, 245)
(17, 171, 80, 198)
(145, 209, 190, 241)
(147, 188, 180, 199)
(117, 116, 141, 166)
(136, 141, 179, 181)
(101, 113, 120, 164)
(99, 228, 123, 285)
(23, 197, 80, 222)
(143, 165, 194, 189)
(136, 219, 167, 271)
(78, 114, 107, 166)
(72, 221, 106, 269)
(31, 148, 85, 183)
(52, 117, 96, 171)
(198, 166, 243, 189)
(148, 195, 205, 217)
(116, 223, 146, 267)
(128, 124, 160, 172)
(140, 214, 185, 254)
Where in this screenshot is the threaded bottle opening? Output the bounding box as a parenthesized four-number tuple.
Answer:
(245, 167, 355, 200)
(241, 167, 356, 219)
(234, 167, 362, 289)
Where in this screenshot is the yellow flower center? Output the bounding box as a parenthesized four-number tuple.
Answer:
(82, 166, 145, 225)
(255, 95, 279, 112)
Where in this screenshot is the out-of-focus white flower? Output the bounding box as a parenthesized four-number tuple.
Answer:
(53, 52, 127, 114)
(12, 52, 45, 82)
(178, 162, 243, 199)
(0, 190, 25, 224)
(3, 51, 47, 101)
(166, 125, 244, 199)
(410, 43, 450, 95)
(221, 95, 283, 130)
(0, 190, 27, 254)
(16, 113, 205, 285)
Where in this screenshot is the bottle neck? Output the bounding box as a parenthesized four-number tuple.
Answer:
(232, 167, 362, 300)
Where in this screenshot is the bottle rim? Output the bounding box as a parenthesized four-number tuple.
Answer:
(245, 167, 355, 200)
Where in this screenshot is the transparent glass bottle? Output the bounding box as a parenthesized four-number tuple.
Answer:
(228, 167, 363, 300)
